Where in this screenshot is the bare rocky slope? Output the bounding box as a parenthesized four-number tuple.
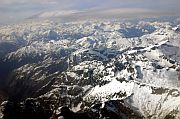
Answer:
(0, 17, 180, 119)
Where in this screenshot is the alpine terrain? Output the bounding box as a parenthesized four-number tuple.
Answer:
(0, 17, 180, 119)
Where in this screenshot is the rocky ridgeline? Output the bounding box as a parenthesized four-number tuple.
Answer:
(0, 98, 142, 119)
(0, 19, 180, 118)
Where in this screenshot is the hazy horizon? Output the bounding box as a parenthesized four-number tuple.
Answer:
(0, 0, 180, 24)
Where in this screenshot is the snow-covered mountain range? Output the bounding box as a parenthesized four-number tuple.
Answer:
(0, 17, 180, 119)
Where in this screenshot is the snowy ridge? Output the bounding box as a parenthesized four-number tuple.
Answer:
(84, 79, 134, 102)
(0, 19, 180, 118)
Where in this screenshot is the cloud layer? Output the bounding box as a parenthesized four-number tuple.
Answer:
(0, 0, 180, 24)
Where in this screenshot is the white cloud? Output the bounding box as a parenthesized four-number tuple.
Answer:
(0, 0, 179, 24)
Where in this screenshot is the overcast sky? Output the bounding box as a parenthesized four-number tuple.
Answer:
(0, 0, 180, 24)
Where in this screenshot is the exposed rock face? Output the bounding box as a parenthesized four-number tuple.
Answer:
(0, 17, 180, 119)
(47, 30, 59, 40)
(58, 106, 92, 119)
(1, 98, 55, 119)
(0, 99, 142, 119)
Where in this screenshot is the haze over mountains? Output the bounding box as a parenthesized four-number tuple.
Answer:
(0, 16, 180, 118)
(1, 0, 180, 24)
(0, 0, 180, 119)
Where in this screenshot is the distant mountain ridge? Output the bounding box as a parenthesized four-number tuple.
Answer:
(0, 18, 180, 119)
